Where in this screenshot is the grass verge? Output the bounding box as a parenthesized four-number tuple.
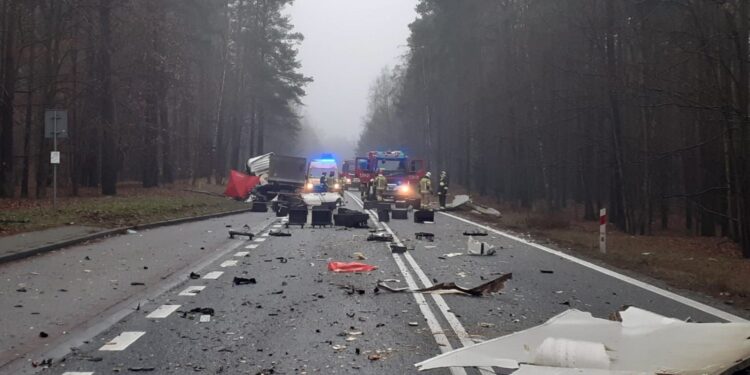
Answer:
(0, 182, 247, 236)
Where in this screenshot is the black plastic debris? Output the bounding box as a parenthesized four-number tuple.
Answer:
(228, 230, 254, 239)
(390, 243, 407, 254)
(367, 232, 393, 242)
(415, 232, 435, 241)
(189, 307, 215, 316)
(39, 331, 48, 338)
(233, 277, 257, 285)
(127, 367, 155, 372)
(276, 257, 288, 263)
(463, 230, 488, 236)
(540, 269, 554, 274)
(269, 229, 292, 237)
(189, 272, 201, 279)
(130, 282, 145, 286)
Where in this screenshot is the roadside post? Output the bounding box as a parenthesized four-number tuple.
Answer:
(599, 208, 607, 254)
(45, 110, 68, 209)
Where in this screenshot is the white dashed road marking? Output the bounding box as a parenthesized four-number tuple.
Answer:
(254, 237, 267, 242)
(245, 244, 259, 249)
(99, 331, 145, 351)
(178, 286, 205, 296)
(234, 251, 249, 257)
(146, 304, 181, 319)
(63, 372, 94, 375)
(203, 271, 223, 280)
(220, 260, 238, 267)
(261, 232, 270, 237)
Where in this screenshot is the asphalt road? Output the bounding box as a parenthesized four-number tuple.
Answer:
(2, 191, 747, 375)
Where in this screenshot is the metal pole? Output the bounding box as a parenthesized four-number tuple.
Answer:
(53, 111, 57, 210)
(599, 208, 607, 254)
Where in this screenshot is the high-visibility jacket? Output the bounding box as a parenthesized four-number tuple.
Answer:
(375, 175, 388, 190)
(438, 174, 449, 195)
(419, 177, 432, 194)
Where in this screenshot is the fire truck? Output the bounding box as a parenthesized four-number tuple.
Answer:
(341, 160, 356, 189)
(355, 150, 426, 200)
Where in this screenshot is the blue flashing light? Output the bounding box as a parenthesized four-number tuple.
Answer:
(315, 158, 337, 163)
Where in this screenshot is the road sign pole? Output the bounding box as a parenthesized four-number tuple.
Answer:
(53, 110, 57, 210)
(599, 208, 607, 254)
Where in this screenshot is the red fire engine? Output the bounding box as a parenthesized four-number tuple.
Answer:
(354, 150, 426, 199)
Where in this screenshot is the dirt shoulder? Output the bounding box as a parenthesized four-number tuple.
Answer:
(0, 182, 247, 237)
(453, 194, 750, 315)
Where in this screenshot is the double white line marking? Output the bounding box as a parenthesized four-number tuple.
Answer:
(346, 192, 494, 375)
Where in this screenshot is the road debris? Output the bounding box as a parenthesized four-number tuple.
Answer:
(269, 229, 292, 237)
(233, 277, 257, 285)
(228, 230, 254, 239)
(127, 367, 155, 372)
(130, 282, 145, 286)
(467, 236, 496, 256)
(367, 232, 393, 242)
(328, 261, 378, 273)
(408, 321, 419, 326)
(390, 243, 408, 254)
(126, 229, 138, 234)
(415, 232, 435, 241)
(540, 269, 554, 274)
(377, 273, 512, 296)
(189, 272, 201, 279)
(463, 230, 488, 236)
(440, 253, 463, 258)
(39, 331, 48, 338)
(352, 252, 367, 260)
(415, 306, 750, 374)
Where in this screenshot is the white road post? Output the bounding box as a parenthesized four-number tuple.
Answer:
(599, 208, 607, 254)
(52, 111, 58, 210)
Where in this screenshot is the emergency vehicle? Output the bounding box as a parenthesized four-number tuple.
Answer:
(355, 150, 426, 199)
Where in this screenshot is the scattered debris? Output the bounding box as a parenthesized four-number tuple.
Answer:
(367, 232, 393, 242)
(126, 229, 138, 234)
(328, 261, 378, 273)
(441, 253, 464, 258)
(415, 306, 750, 374)
(377, 274, 512, 296)
(228, 230, 254, 239)
(127, 367, 156, 372)
(189, 272, 201, 279)
(463, 230, 488, 236)
(233, 277, 257, 285)
(478, 322, 495, 328)
(332, 344, 347, 351)
(539, 269, 554, 274)
(130, 282, 145, 286)
(39, 331, 48, 338)
(415, 232, 435, 241)
(444, 195, 472, 210)
(390, 243, 408, 254)
(188, 307, 215, 316)
(199, 315, 211, 323)
(467, 236, 496, 256)
(269, 229, 292, 237)
(408, 322, 419, 326)
(368, 353, 382, 361)
(352, 252, 367, 260)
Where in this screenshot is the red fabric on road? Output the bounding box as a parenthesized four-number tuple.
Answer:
(327, 261, 378, 273)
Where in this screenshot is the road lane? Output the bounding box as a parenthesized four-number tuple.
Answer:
(0, 213, 273, 373)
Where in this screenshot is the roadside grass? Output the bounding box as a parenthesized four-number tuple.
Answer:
(452, 190, 750, 314)
(0, 182, 246, 236)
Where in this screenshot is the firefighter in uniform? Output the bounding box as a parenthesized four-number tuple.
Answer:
(374, 170, 388, 201)
(419, 172, 432, 208)
(319, 172, 328, 192)
(328, 171, 336, 192)
(438, 171, 449, 209)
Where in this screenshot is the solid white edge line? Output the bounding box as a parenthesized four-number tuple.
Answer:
(62, 372, 94, 375)
(440, 211, 748, 323)
(146, 304, 181, 319)
(347, 192, 468, 375)
(202, 271, 223, 280)
(98, 331, 145, 351)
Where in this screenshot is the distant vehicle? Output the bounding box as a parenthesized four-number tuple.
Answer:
(305, 156, 341, 193)
(355, 150, 426, 200)
(341, 160, 357, 189)
(245, 153, 307, 200)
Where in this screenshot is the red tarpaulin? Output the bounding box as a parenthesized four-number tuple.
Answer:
(327, 261, 378, 273)
(224, 170, 261, 199)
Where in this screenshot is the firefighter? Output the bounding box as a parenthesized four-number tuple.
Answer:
(329, 171, 336, 192)
(438, 170, 449, 209)
(419, 172, 432, 208)
(374, 170, 388, 201)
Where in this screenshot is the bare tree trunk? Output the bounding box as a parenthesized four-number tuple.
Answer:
(99, 0, 117, 195)
(0, 0, 17, 197)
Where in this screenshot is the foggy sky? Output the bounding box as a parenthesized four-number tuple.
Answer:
(288, 0, 417, 159)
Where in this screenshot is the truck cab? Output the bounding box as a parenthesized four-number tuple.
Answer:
(355, 151, 426, 200)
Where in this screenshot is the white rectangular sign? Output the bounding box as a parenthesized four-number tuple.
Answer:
(50, 151, 60, 164)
